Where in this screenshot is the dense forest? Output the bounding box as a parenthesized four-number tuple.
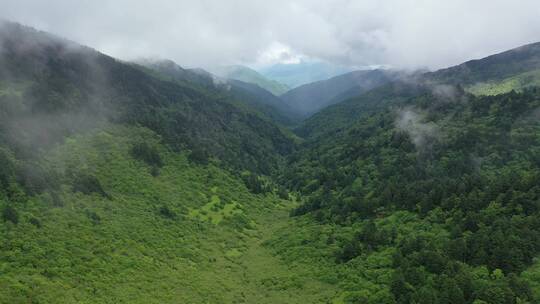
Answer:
(285, 86, 540, 303)
(2, 21, 540, 304)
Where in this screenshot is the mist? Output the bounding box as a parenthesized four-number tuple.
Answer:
(0, 22, 119, 156)
(395, 107, 440, 152)
(2, 0, 540, 70)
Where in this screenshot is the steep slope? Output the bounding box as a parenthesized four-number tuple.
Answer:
(0, 22, 294, 174)
(465, 69, 540, 96)
(281, 69, 402, 117)
(209, 65, 290, 95)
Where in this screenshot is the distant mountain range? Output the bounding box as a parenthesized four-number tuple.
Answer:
(259, 61, 353, 88)
(281, 69, 408, 117)
(209, 65, 289, 95)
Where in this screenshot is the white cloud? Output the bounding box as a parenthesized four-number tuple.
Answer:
(2, 0, 540, 70)
(254, 42, 304, 67)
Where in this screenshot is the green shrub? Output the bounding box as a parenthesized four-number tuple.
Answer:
(0, 149, 14, 188)
(2, 204, 19, 224)
(85, 210, 101, 225)
(242, 173, 264, 194)
(188, 147, 209, 165)
(16, 163, 58, 195)
(29, 217, 42, 228)
(72, 173, 110, 198)
(158, 205, 176, 219)
(130, 142, 163, 168)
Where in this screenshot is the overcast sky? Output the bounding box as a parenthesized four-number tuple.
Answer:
(2, 0, 540, 70)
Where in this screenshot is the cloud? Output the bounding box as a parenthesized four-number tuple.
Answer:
(2, 0, 540, 70)
(256, 42, 304, 67)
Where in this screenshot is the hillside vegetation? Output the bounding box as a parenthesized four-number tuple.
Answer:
(287, 87, 540, 303)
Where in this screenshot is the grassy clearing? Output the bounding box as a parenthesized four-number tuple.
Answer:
(188, 194, 244, 225)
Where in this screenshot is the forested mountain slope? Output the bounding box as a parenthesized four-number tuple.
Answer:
(284, 87, 540, 303)
(0, 22, 294, 174)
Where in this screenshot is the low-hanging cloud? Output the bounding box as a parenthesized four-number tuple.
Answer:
(2, 0, 540, 70)
(395, 107, 440, 152)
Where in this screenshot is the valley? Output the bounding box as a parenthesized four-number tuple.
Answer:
(1, 20, 540, 304)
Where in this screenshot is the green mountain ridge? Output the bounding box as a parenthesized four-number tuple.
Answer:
(425, 41, 540, 95)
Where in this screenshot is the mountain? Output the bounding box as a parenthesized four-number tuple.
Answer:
(260, 61, 353, 88)
(281, 69, 404, 117)
(425, 41, 540, 95)
(137, 59, 299, 126)
(297, 42, 540, 137)
(209, 65, 290, 95)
